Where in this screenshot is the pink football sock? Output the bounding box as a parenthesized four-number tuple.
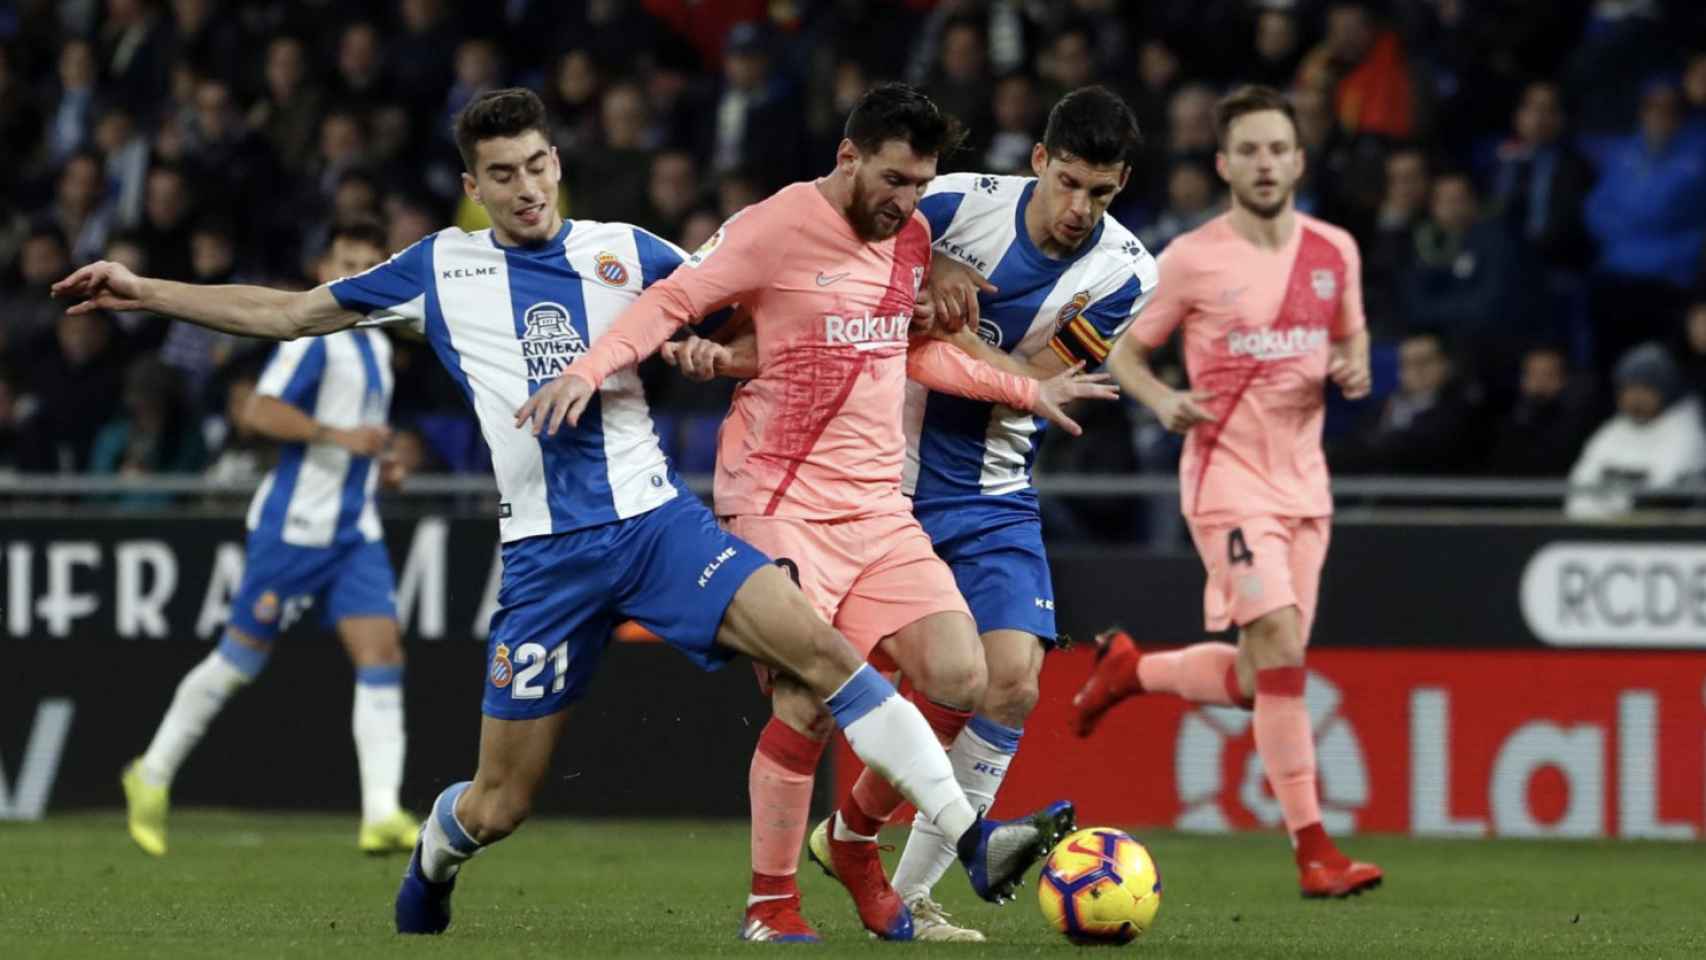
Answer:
(749, 716, 828, 890)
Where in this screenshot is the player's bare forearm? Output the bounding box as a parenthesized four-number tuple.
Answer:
(141, 279, 349, 339)
(1104, 334, 1172, 412)
(242, 394, 325, 444)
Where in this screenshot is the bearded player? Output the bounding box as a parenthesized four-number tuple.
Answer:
(524, 83, 1109, 942)
(1071, 85, 1383, 898)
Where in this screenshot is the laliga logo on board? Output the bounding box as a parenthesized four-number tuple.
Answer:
(593, 252, 629, 287)
(1174, 670, 1369, 834)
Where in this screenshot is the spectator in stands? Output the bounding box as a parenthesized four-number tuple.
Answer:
(49, 150, 113, 265)
(702, 21, 805, 192)
(1584, 78, 1706, 360)
(566, 80, 655, 224)
(90, 355, 208, 496)
(639, 149, 700, 243)
(1486, 343, 1602, 476)
(1295, 0, 1417, 140)
(543, 48, 602, 157)
(164, 0, 242, 90)
(1399, 171, 1539, 377)
(925, 17, 993, 164)
(1364, 145, 1430, 334)
(1124, 37, 1179, 153)
(1137, 160, 1219, 254)
(389, 0, 457, 119)
(0, 43, 44, 194)
(2, 226, 72, 345)
(248, 35, 323, 178)
(1680, 298, 1706, 404)
(0, 366, 21, 471)
(1488, 80, 1597, 273)
(678, 208, 721, 252)
(135, 162, 193, 281)
(442, 38, 503, 147)
(1330, 329, 1484, 474)
(202, 362, 267, 488)
(1039, 20, 1099, 105)
(330, 21, 390, 114)
(48, 38, 99, 164)
(1684, 49, 1706, 140)
(92, 106, 149, 230)
(97, 0, 170, 117)
(984, 72, 1042, 175)
(1248, 8, 1303, 91)
(15, 311, 126, 473)
(715, 167, 763, 220)
(1567, 342, 1706, 518)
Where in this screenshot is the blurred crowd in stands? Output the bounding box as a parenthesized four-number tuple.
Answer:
(3, 0, 1706, 533)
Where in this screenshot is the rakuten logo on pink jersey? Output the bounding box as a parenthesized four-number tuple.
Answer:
(825, 311, 911, 350)
(1227, 327, 1328, 360)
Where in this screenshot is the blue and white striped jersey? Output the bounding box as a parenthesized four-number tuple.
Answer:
(904, 173, 1158, 505)
(248, 328, 393, 547)
(328, 220, 689, 542)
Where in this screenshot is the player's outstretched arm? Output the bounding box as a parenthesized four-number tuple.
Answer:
(1104, 331, 1215, 433)
(52, 260, 356, 340)
(908, 339, 1118, 436)
(662, 331, 757, 382)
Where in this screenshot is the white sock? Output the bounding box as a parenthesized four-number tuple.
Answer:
(353, 667, 406, 823)
(421, 781, 479, 882)
(826, 665, 977, 841)
(138, 649, 251, 787)
(892, 715, 1022, 899)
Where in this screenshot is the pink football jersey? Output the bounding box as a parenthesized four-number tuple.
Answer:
(1128, 212, 1365, 519)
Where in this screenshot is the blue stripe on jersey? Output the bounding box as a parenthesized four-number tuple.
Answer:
(502, 229, 613, 535)
(632, 227, 683, 285)
(276, 339, 327, 410)
(257, 445, 306, 536)
(330, 237, 428, 314)
(333, 332, 383, 536)
(1082, 272, 1145, 335)
(919, 190, 966, 240)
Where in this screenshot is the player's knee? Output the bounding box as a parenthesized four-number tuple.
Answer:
(1242, 611, 1305, 667)
(914, 646, 986, 710)
(982, 670, 1039, 728)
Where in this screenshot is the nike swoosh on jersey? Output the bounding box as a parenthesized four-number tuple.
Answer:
(816, 271, 850, 286)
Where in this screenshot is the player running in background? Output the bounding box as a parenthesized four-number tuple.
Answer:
(1070, 85, 1383, 898)
(60, 88, 1071, 938)
(120, 218, 419, 857)
(526, 83, 1107, 943)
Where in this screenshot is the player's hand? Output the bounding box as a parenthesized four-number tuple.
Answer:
(331, 425, 392, 457)
(662, 336, 732, 383)
(379, 452, 410, 489)
(1155, 389, 1217, 433)
(1030, 362, 1120, 437)
(928, 256, 997, 335)
(51, 260, 147, 314)
(1328, 349, 1372, 400)
(513, 372, 595, 435)
(910, 283, 937, 335)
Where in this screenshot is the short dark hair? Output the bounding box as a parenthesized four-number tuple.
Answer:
(1214, 84, 1299, 148)
(330, 216, 389, 253)
(1042, 85, 1142, 168)
(843, 82, 964, 158)
(454, 87, 551, 172)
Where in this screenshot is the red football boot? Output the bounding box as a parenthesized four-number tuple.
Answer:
(1069, 628, 1142, 737)
(807, 814, 913, 940)
(1299, 858, 1385, 898)
(738, 895, 821, 943)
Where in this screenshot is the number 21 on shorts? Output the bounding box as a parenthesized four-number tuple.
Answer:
(499, 640, 570, 700)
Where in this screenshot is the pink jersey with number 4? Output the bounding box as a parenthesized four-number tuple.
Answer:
(1127, 212, 1365, 519)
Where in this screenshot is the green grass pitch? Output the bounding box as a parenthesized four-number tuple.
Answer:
(2, 812, 1703, 958)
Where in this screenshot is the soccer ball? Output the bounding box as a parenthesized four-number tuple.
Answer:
(1037, 827, 1161, 944)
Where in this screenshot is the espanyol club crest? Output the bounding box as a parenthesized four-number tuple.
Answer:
(1055, 291, 1092, 331)
(976, 316, 1003, 347)
(1311, 269, 1337, 301)
(594, 252, 629, 286)
(490, 643, 513, 688)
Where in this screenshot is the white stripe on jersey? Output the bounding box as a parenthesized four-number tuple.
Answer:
(247, 329, 392, 546)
